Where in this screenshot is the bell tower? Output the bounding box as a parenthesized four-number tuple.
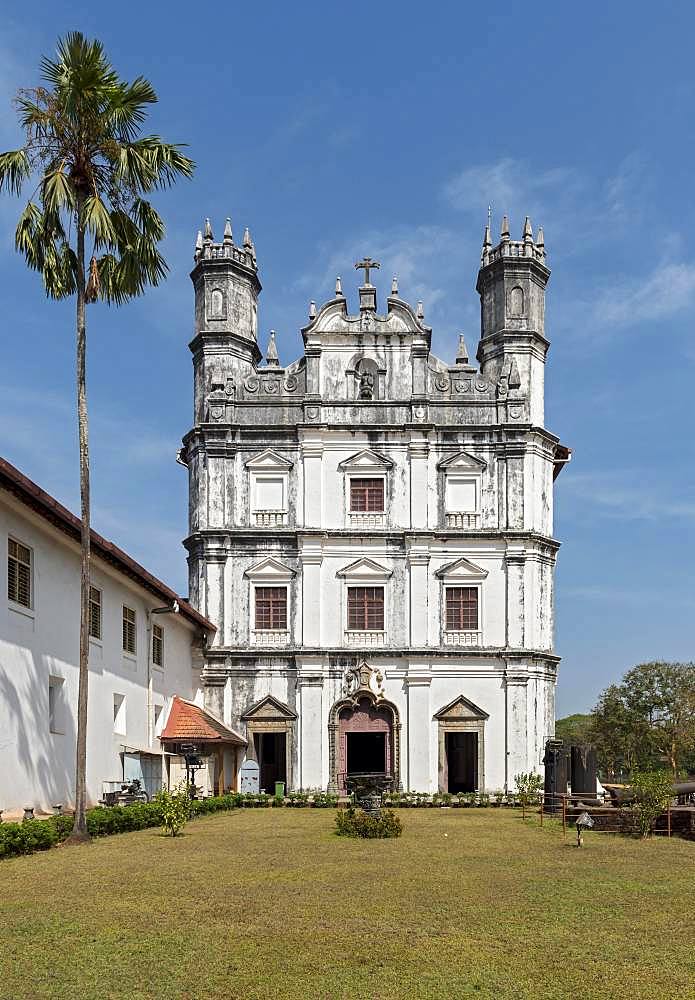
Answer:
(189, 217, 262, 424)
(475, 216, 550, 425)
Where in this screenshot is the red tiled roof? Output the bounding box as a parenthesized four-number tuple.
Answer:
(0, 455, 214, 634)
(160, 696, 246, 745)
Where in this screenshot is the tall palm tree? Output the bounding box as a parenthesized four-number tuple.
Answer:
(0, 33, 194, 841)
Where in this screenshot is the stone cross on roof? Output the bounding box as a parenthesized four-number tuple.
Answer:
(354, 256, 380, 285)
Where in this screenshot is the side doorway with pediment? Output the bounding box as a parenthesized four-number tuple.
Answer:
(241, 696, 297, 792)
(434, 696, 489, 793)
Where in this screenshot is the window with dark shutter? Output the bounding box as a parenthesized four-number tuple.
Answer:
(347, 586, 384, 630)
(8, 538, 32, 608)
(349, 478, 385, 512)
(445, 587, 478, 631)
(122, 605, 137, 654)
(89, 587, 102, 640)
(152, 623, 164, 666)
(255, 587, 287, 630)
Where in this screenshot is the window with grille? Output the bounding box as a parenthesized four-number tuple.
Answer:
(347, 586, 384, 630)
(349, 478, 385, 512)
(89, 586, 102, 640)
(152, 623, 164, 667)
(122, 605, 137, 654)
(8, 538, 32, 608)
(255, 587, 287, 630)
(445, 587, 479, 631)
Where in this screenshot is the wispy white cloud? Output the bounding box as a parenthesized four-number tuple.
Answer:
(442, 153, 646, 248)
(560, 471, 695, 520)
(590, 260, 695, 327)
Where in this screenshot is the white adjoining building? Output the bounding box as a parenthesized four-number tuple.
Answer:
(181, 216, 570, 794)
(0, 456, 230, 814)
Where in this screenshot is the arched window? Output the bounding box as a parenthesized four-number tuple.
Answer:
(209, 287, 226, 319)
(508, 286, 525, 318)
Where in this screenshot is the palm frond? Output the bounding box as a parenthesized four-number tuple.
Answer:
(83, 194, 116, 247)
(121, 136, 195, 190)
(0, 149, 31, 195)
(106, 76, 157, 142)
(42, 167, 75, 213)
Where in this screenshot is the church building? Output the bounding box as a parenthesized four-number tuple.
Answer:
(180, 216, 570, 794)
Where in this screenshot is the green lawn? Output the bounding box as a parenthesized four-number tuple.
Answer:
(1, 809, 693, 1000)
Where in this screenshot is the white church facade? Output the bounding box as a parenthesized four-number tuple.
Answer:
(181, 217, 570, 795)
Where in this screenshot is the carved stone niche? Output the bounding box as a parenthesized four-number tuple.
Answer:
(345, 355, 385, 400)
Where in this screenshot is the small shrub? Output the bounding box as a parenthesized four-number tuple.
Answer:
(514, 772, 543, 818)
(312, 793, 338, 808)
(631, 770, 674, 839)
(335, 806, 402, 839)
(154, 784, 190, 837)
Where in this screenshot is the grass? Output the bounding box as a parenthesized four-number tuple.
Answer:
(1, 808, 693, 1000)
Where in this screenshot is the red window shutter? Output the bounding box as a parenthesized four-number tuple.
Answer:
(256, 587, 287, 629)
(347, 586, 384, 630)
(445, 587, 478, 630)
(350, 478, 384, 512)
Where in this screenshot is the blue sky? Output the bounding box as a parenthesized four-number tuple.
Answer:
(1, 3, 694, 715)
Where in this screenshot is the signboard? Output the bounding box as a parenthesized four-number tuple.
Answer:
(240, 759, 260, 794)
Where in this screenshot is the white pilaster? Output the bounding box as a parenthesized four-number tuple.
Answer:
(408, 439, 429, 529)
(405, 668, 431, 791)
(406, 543, 430, 647)
(301, 539, 323, 646)
(301, 438, 323, 528)
(297, 672, 323, 789)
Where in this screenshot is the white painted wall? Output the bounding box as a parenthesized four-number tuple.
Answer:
(0, 490, 203, 814)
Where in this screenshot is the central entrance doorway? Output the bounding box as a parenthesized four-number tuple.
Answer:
(337, 697, 393, 792)
(445, 732, 478, 793)
(254, 732, 287, 793)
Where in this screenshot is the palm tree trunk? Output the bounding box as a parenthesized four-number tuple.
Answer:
(67, 189, 91, 843)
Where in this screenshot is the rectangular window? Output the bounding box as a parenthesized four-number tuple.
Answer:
(350, 478, 385, 512)
(445, 587, 479, 631)
(446, 478, 477, 512)
(255, 587, 287, 630)
(255, 477, 285, 511)
(152, 623, 164, 667)
(347, 586, 384, 631)
(122, 605, 137, 655)
(113, 693, 126, 735)
(8, 537, 32, 608)
(89, 586, 102, 640)
(48, 676, 65, 734)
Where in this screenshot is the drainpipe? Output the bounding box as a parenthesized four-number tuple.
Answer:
(146, 601, 180, 746)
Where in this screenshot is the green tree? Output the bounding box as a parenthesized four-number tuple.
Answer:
(554, 713, 593, 746)
(0, 33, 194, 842)
(630, 769, 674, 839)
(590, 663, 695, 779)
(589, 684, 645, 780)
(621, 662, 695, 777)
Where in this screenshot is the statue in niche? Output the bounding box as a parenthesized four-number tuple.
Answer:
(358, 368, 375, 399)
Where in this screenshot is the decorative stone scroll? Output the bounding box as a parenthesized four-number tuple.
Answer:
(342, 660, 385, 705)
